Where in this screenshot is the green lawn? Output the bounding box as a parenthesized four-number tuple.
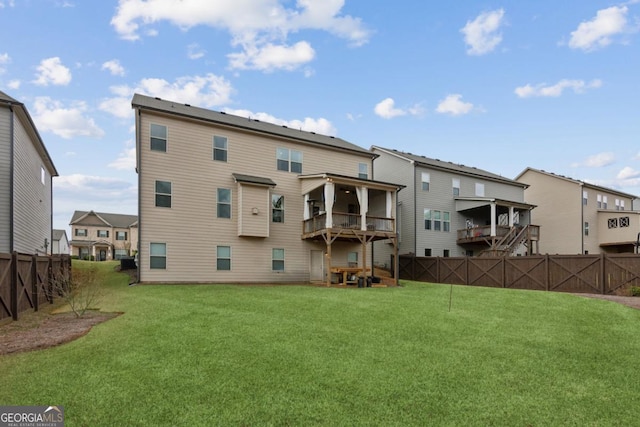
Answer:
(1, 260, 639, 426)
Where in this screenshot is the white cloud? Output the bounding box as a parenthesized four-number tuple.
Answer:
(110, 0, 370, 71)
(109, 147, 136, 171)
(100, 73, 234, 119)
(187, 43, 205, 60)
(7, 79, 20, 89)
(33, 57, 72, 86)
(617, 166, 640, 180)
(461, 9, 505, 55)
(572, 152, 616, 168)
(32, 97, 104, 139)
(224, 108, 337, 136)
(101, 59, 125, 76)
(0, 52, 9, 74)
(515, 79, 603, 98)
(568, 6, 630, 51)
(435, 94, 474, 116)
(374, 98, 423, 119)
(228, 41, 315, 72)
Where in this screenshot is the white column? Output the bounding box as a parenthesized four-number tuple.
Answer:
(324, 182, 335, 228)
(490, 202, 497, 237)
(303, 194, 311, 220)
(509, 206, 514, 227)
(356, 186, 368, 230)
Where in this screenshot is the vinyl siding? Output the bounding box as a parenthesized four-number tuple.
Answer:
(138, 111, 375, 283)
(519, 170, 582, 254)
(12, 115, 52, 254)
(0, 107, 10, 252)
(371, 151, 413, 267)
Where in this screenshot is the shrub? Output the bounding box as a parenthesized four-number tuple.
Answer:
(52, 265, 102, 318)
(631, 286, 640, 297)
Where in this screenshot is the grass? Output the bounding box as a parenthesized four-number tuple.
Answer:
(1, 260, 639, 426)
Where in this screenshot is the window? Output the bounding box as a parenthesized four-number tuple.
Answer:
(358, 163, 368, 179)
(583, 191, 588, 206)
(433, 210, 442, 231)
(615, 199, 620, 211)
(272, 194, 284, 223)
(97, 230, 109, 238)
(620, 200, 625, 211)
(597, 195, 602, 209)
(424, 248, 432, 256)
(272, 248, 285, 271)
(41, 166, 46, 185)
(155, 180, 172, 208)
(75, 229, 87, 237)
(150, 243, 166, 269)
(584, 222, 589, 236)
(114, 249, 128, 260)
(347, 251, 358, 266)
(443, 249, 450, 258)
(475, 183, 485, 197)
(276, 148, 302, 173)
(150, 124, 167, 152)
(213, 135, 227, 162)
(217, 188, 231, 218)
(452, 178, 460, 196)
(443, 211, 450, 232)
(424, 209, 432, 230)
(217, 246, 231, 271)
(116, 231, 128, 241)
(603, 196, 608, 209)
(421, 172, 430, 191)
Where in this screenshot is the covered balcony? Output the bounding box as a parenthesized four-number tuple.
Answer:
(299, 173, 403, 285)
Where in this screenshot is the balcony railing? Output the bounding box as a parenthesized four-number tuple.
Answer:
(457, 225, 540, 243)
(303, 212, 394, 234)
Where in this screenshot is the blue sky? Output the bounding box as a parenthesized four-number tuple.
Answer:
(1, 0, 639, 232)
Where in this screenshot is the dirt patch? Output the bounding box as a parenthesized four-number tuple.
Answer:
(0, 309, 120, 356)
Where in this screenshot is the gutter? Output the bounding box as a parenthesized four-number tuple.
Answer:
(9, 105, 14, 252)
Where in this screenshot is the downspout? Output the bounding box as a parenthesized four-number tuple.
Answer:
(136, 108, 142, 282)
(580, 184, 584, 254)
(414, 165, 417, 256)
(370, 158, 374, 272)
(9, 105, 14, 252)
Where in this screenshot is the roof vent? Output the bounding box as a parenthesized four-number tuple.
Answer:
(184, 104, 190, 107)
(154, 97, 161, 100)
(220, 111, 226, 114)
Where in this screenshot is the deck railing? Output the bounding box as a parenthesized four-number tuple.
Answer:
(303, 212, 394, 234)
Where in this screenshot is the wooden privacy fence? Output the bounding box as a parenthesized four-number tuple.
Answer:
(398, 254, 640, 294)
(0, 252, 72, 321)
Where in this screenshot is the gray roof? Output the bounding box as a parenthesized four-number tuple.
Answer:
(372, 146, 526, 187)
(131, 93, 372, 157)
(52, 229, 67, 241)
(70, 210, 138, 228)
(0, 90, 58, 176)
(232, 173, 277, 187)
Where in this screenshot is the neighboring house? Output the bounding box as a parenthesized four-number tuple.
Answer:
(0, 91, 58, 255)
(516, 167, 640, 254)
(69, 210, 138, 260)
(371, 146, 538, 264)
(132, 94, 402, 285)
(52, 229, 70, 254)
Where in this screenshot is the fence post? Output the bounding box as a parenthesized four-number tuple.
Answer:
(502, 256, 506, 288)
(32, 254, 38, 312)
(545, 254, 550, 291)
(10, 252, 18, 321)
(601, 253, 606, 294)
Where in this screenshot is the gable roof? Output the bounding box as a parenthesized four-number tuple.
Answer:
(131, 93, 372, 157)
(516, 167, 639, 199)
(0, 90, 58, 176)
(372, 146, 526, 187)
(70, 210, 138, 228)
(52, 229, 68, 242)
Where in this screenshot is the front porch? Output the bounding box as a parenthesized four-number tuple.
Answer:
(299, 173, 402, 286)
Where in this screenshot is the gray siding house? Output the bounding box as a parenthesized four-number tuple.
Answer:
(0, 91, 58, 255)
(372, 146, 537, 265)
(133, 94, 402, 285)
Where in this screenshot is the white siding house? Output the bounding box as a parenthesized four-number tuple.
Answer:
(133, 94, 402, 285)
(0, 91, 58, 255)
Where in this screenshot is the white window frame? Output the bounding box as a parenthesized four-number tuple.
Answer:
(150, 242, 167, 269)
(358, 163, 368, 179)
(150, 123, 167, 152)
(213, 135, 228, 162)
(276, 148, 303, 173)
(155, 180, 172, 208)
(452, 178, 460, 196)
(217, 246, 231, 271)
(272, 194, 284, 223)
(272, 248, 285, 271)
(475, 183, 485, 197)
(421, 172, 430, 191)
(217, 188, 232, 218)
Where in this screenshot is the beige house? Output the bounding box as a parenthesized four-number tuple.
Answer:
(0, 91, 58, 255)
(52, 229, 70, 255)
(132, 94, 402, 285)
(516, 167, 639, 254)
(69, 210, 138, 260)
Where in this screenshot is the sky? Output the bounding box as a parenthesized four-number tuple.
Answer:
(1, 0, 639, 233)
